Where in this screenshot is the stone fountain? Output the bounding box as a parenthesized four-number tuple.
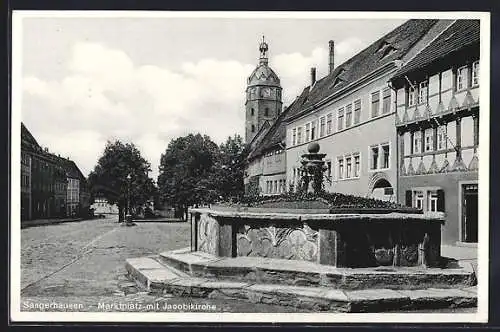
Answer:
(125, 143, 477, 312)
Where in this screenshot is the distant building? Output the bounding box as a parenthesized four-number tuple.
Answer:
(53, 156, 90, 217)
(390, 20, 480, 245)
(91, 197, 119, 215)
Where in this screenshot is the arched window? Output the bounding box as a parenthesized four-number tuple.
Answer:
(251, 108, 255, 116)
(264, 108, 269, 116)
(251, 124, 256, 132)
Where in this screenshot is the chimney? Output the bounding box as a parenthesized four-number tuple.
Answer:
(329, 40, 335, 74)
(310, 67, 316, 85)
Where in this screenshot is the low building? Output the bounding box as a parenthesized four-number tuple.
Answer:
(91, 196, 119, 215)
(390, 20, 480, 245)
(53, 156, 89, 217)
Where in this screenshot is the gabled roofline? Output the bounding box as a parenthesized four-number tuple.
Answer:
(285, 60, 397, 123)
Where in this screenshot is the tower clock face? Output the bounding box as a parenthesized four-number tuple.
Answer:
(261, 87, 271, 98)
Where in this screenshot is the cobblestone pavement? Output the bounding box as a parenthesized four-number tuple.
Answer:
(20, 215, 306, 313)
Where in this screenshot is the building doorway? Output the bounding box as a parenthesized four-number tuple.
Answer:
(461, 183, 478, 243)
(370, 178, 394, 202)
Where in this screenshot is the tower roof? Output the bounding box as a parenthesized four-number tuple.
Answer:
(247, 36, 281, 88)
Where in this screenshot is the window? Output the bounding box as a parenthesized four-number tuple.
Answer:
(381, 144, 390, 169)
(264, 108, 269, 116)
(326, 113, 333, 134)
(338, 158, 344, 179)
(382, 87, 391, 114)
(305, 123, 311, 142)
(337, 107, 344, 131)
(428, 191, 438, 212)
(346, 156, 352, 178)
(408, 86, 416, 107)
(251, 108, 255, 116)
(408, 189, 444, 212)
(319, 117, 326, 137)
(292, 128, 297, 146)
(311, 120, 317, 140)
(425, 129, 434, 152)
(457, 66, 468, 91)
(371, 91, 380, 117)
(472, 61, 479, 87)
(354, 99, 361, 124)
(413, 131, 422, 154)
(437, 125, 447, 150)
(326, 161, 332, 179)
(354, 154, 360, 177)
(370, 145, 379, 170)
(418, 81, 428, 104)
(251, 124, 255, 133)
(415, 191, 424, 210)
(297, 127, 303, 144)
(345, 104, 352, 128)
(369, 144, 389, 170)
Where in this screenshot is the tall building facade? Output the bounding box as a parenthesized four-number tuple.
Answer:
(391, 20, 480, 245)
(21, 150, 32, 220)
(285, 20, 451, 201)
(20, 122, 90, 221)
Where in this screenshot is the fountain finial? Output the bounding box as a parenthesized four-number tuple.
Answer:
(300, 142, 327, 194)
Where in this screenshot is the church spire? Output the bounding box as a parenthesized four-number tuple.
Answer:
(259, 35, 269, 65)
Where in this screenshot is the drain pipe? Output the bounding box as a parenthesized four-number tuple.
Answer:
(387, 80, 399, 204)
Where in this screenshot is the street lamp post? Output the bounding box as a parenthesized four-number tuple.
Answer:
(125, 173, 132, 225)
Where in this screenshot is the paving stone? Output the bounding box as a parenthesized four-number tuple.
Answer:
(345, 288, 409, 301)
(125, 257, 164, 270)
(247, 284, 325, 298)
(162, 252, 216, 265)
(169, 277, 206, 287)
(400, 288, 476, 299)
(140, 268, 181, 283)
(200, 281, 249, 289)
(169, 247, 191, 254)
(320, 289, 349, 301)
(462, 286, 477, 295)
(207, 288, 249, 300)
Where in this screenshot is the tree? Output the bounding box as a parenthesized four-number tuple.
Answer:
(215, 134, 248, 201)
(88, 140, 155, 222)
(157, 134, 220, 220)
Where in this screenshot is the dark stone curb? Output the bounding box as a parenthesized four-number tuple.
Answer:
(125, 256, 477, 313)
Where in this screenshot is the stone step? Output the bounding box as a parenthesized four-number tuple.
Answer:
(125, 254, 477, 313)
(158, 248, 476, 291)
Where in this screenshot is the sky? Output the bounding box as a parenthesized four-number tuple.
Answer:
(19, 14, 406, 180)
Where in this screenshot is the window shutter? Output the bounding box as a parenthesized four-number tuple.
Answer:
(437, 189, 445, 212)
(405, 190, 412, 207)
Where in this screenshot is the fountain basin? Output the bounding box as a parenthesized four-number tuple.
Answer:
(189, 207, 444, 268)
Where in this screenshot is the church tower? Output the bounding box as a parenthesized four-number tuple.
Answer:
(245, 36, 283, 143)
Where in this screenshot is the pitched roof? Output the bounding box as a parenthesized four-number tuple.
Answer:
(248, 87, 310, 160)
(285, 19, 438, 120)
(393, 20, 480, 78)
(21, 122, 42, 152)
(52, 155, 86, 180)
